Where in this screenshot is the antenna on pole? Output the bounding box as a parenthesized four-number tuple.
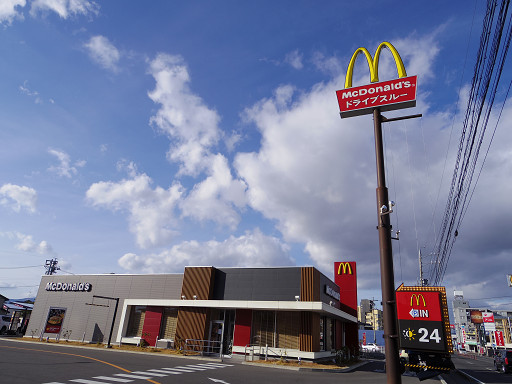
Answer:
(418, 249, 427, 286)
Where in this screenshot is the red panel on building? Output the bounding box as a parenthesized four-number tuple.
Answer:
(233, 309, 252, 347)
(141, 306, 163, 347)
(334, 262, 357, 317)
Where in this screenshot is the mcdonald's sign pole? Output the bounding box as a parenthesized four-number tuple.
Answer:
(374, 106, 402, 383)
(336, 42, 421, 384)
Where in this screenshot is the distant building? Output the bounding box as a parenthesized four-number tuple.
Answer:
(365, 308, 383, 331)
(452, 290, 512, 354)
(358, 298, 382, 330)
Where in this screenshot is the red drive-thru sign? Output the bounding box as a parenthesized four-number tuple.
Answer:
(396, 284, 453, 353)
(336, 41, 417, 119)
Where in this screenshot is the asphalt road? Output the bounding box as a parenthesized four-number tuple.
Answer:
(449, 353, 512, 384)
(0, 339, 508, 384)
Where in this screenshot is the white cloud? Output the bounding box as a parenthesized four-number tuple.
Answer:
(86, 172, 183, 248)
(47, 148, 85, 178)
(118, 228, 294, 273)
(30, 0, 99, 19)
(3, 232, 53, 254)
(180, 154, 247, 228)
(234, 34, 445, 277)
(19, 80, 43, 104)
(84, 35, 120, 72)
(0, 183, 37, 213)
(312, 52, 343, 76)
(148, 53, 221, 176)
(0, 0, 25, 25)
(284, 49, 303, 70)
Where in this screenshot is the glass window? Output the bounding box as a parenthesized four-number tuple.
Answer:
(276, 311, 299, 350)
(159, 307, 178, 340)
(126, 306, 146, 337)
(252, 310, 275, 347)
(320, 316, 325, 351)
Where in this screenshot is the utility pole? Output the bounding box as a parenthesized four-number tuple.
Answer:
(44, 258, 60, 275)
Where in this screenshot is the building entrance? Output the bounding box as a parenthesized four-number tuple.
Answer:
(208, 309, 235, 355)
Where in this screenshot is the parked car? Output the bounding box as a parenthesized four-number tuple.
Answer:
(0, 315, 12, 334)
(361, 343, 379, 352)
(494, 349, 512, 373)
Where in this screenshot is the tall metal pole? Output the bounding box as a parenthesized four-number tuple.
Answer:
(373, 108, 401, 383)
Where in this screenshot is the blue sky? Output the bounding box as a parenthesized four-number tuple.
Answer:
(1, 1, 511, 312)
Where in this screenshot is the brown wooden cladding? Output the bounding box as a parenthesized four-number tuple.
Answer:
(300, 311, 320, 352)
(175, 307, 209, 344)
(181, 266, 215, 300)
(300, 267, 320, 301)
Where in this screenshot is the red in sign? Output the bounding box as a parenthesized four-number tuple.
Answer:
(396, 291, 442, 322)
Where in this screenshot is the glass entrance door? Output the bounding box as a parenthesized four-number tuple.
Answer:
(209, 320, 224, 355)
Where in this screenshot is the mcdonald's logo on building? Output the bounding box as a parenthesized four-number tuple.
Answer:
(337, 262, 353, 275)
(336, 41, 417, 118)
(410, 293, 426, 307)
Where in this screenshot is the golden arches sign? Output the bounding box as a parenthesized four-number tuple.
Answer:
(337, 262, 353, 275)
(345, 41, 407, 89)
(410, 293, 426, 307)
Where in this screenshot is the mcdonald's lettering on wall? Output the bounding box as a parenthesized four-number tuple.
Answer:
(336, 41, 417, 118)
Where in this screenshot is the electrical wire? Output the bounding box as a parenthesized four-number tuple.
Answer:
(430, 0, 512, 285)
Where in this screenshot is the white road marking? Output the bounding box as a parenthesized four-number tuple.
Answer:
(92, 377, 133, 383)
(112, 374, 155, 380)
(175, 365, 208, 371)
(131, 371, 168, 377)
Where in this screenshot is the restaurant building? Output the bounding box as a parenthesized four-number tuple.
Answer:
(26, 264, 358, 360)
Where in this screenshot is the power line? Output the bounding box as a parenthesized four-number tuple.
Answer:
(430, 0, 512, 285)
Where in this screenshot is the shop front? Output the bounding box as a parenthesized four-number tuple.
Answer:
(26, 265, 358, 360)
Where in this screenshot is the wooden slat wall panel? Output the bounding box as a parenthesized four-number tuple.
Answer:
(300, 267, 320, 301)
(181, 267, 215, 300)
(299, 312, 320, 352)
(175, 307, 208, 345)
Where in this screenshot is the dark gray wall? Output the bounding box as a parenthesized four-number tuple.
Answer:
(213, 268, 302, 301)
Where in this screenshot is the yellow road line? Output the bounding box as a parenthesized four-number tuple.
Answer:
(0, 344, 161, 384)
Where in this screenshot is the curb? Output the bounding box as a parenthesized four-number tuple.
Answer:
(0, 337, 225, 362)
(241, 360, 369, 373)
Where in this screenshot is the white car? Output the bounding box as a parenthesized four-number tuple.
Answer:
(0, 315, 12, 334)
(362, 343, 379, 352)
